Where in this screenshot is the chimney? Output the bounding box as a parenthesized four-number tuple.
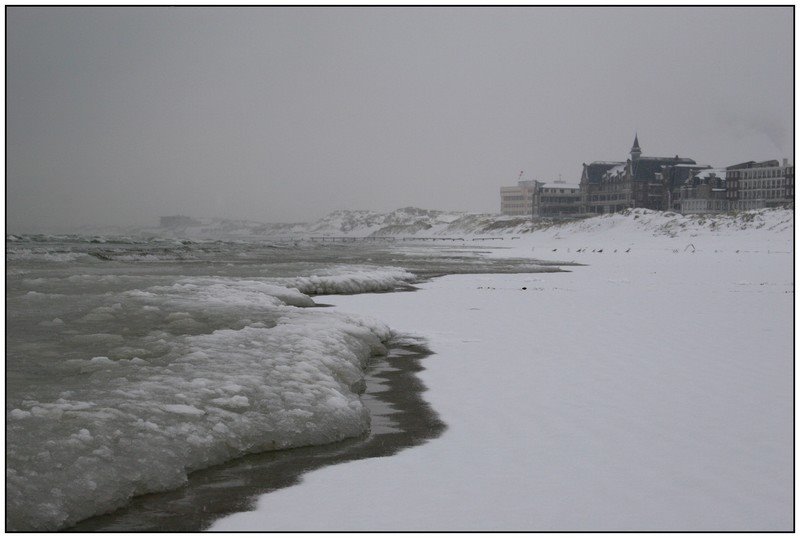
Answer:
(783, 158, 788, 167)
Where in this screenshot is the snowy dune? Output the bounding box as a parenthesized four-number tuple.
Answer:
(99, 206, 795, 241)
(212, 209, 793, 531)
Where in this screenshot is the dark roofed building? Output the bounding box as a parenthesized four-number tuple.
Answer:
(579, 135, 702, 214)
(679, 169, 728, 214)
(574, 135, 792, 215)
(631, 156, 697, 182)
(581, 161, 624, 184)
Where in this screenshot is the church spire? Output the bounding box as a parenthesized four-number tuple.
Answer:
(630, 133, 642, 162)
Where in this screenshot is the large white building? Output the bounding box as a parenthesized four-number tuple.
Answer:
(726, 159, 794, 211)
(500, 180, 537, 216)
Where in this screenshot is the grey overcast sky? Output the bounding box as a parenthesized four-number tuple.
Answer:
(6, 6, 794, 231)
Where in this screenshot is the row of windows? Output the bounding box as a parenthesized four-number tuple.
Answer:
(538, 208, 582, 215)
(737, 179, 785, 189)
(728, 168, 787, 180)
(541, 189, 579, 195)
(540, 197, 581, 204)
(728, 190, 786, 200)
(685, 199, 791, 212)
(589, 194, 628, 202)
(733, 200, 772, 210)
(502, 209, 531, 215)
(683, 200, 727, 209)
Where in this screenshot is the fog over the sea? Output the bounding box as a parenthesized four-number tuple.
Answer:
(6, 7, 793, 232)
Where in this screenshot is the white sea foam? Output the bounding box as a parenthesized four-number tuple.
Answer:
(137, 278, 318, 308)
(7, 248, 86, 262)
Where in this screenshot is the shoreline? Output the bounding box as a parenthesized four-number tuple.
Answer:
(67, 340, 445, 532)
(59, 258, 564, 531)
(212, 248, 793, 531)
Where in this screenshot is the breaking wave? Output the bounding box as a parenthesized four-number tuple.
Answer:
(277, 268, 417, 295)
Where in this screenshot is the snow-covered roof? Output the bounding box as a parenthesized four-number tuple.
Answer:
(591, 161, 625, 166)
(606, 164, 626, 176)
(694, 168, 727, 180)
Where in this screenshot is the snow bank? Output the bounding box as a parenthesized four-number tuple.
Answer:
(518, 208, 794, 250)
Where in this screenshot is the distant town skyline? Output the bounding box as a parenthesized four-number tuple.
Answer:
(7, 6, 793, 232)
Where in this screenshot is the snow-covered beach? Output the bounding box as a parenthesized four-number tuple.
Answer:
(6, 208, 793, 531)
(8, 5, 793, 532)
(212, 209, 793, 531)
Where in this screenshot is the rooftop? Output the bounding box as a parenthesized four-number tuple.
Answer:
(694, 168, 727, 180)
(539, 183, 580, 189)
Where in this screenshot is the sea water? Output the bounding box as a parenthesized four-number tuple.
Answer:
(6, 234, 560, 530)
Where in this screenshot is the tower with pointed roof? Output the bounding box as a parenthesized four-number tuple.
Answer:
(630, 133, 642, 163)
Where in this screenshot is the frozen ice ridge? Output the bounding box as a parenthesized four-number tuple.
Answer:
(6, 274, 397, 531)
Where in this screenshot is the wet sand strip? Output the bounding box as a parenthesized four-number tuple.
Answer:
(67, 343, 446, 532)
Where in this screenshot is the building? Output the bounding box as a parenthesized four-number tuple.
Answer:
(677, 159, 793, 214)
(500, 180, 537, 216)
(532, 181, 582, 219)
(678, 169, 728, 214)
(580, 135, 702, 214)
(785, 162, 794, 203)
(578, 161, 624, 214)
(499, 134, 793, 219)
(726, 160, 793, 211)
